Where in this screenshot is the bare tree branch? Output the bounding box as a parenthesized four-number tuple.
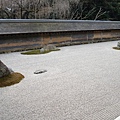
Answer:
(94, 7, 106, 20)
(81, 7, 96, 20)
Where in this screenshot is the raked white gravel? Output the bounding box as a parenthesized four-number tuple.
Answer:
(0, 41, 120, 120)
(115, 116, 120, 120)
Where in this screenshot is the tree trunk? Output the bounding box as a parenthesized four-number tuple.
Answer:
(0, 60, 11, 78)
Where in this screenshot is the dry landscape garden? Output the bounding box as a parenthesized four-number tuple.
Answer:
(0, 41, 120, 120)
(0, 0, 120, 120)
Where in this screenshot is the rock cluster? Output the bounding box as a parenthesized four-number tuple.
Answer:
(40, 44, 57, 53)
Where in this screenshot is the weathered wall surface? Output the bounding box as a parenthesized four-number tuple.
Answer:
(0, 19, 120, 34)
(0, 20, 120, 53)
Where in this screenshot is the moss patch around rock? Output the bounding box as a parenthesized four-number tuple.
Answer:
(21, 49, 60, 55)
(0, 72, 24, 87)
(113, 47, 120, 50)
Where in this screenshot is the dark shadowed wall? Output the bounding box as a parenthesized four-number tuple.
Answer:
(0, 20, 120, 53)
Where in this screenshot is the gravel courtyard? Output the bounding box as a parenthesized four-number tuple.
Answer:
(0, 41, 120, 120)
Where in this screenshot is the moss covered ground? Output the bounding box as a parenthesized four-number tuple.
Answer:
(0, 73, 24, 87)
(113, 47, 120, 50)
(21, 49, 60, 55)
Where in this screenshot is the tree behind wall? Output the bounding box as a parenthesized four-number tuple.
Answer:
(0, 0, 120, 20)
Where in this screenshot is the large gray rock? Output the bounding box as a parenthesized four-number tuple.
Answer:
(40, 44, 57, 53)
(0, 60, 11, 78)
(44, 44, 57, 51)
(117, 41, 120, 48)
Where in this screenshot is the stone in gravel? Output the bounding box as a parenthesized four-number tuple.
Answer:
(34, 69, 47, 74)
(44, 44, 57, 51)
(40, 44, 57, 53)
(40, 48, 45, 53)
(0, 60, 11, 78)
(117, 41, 120, 48)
